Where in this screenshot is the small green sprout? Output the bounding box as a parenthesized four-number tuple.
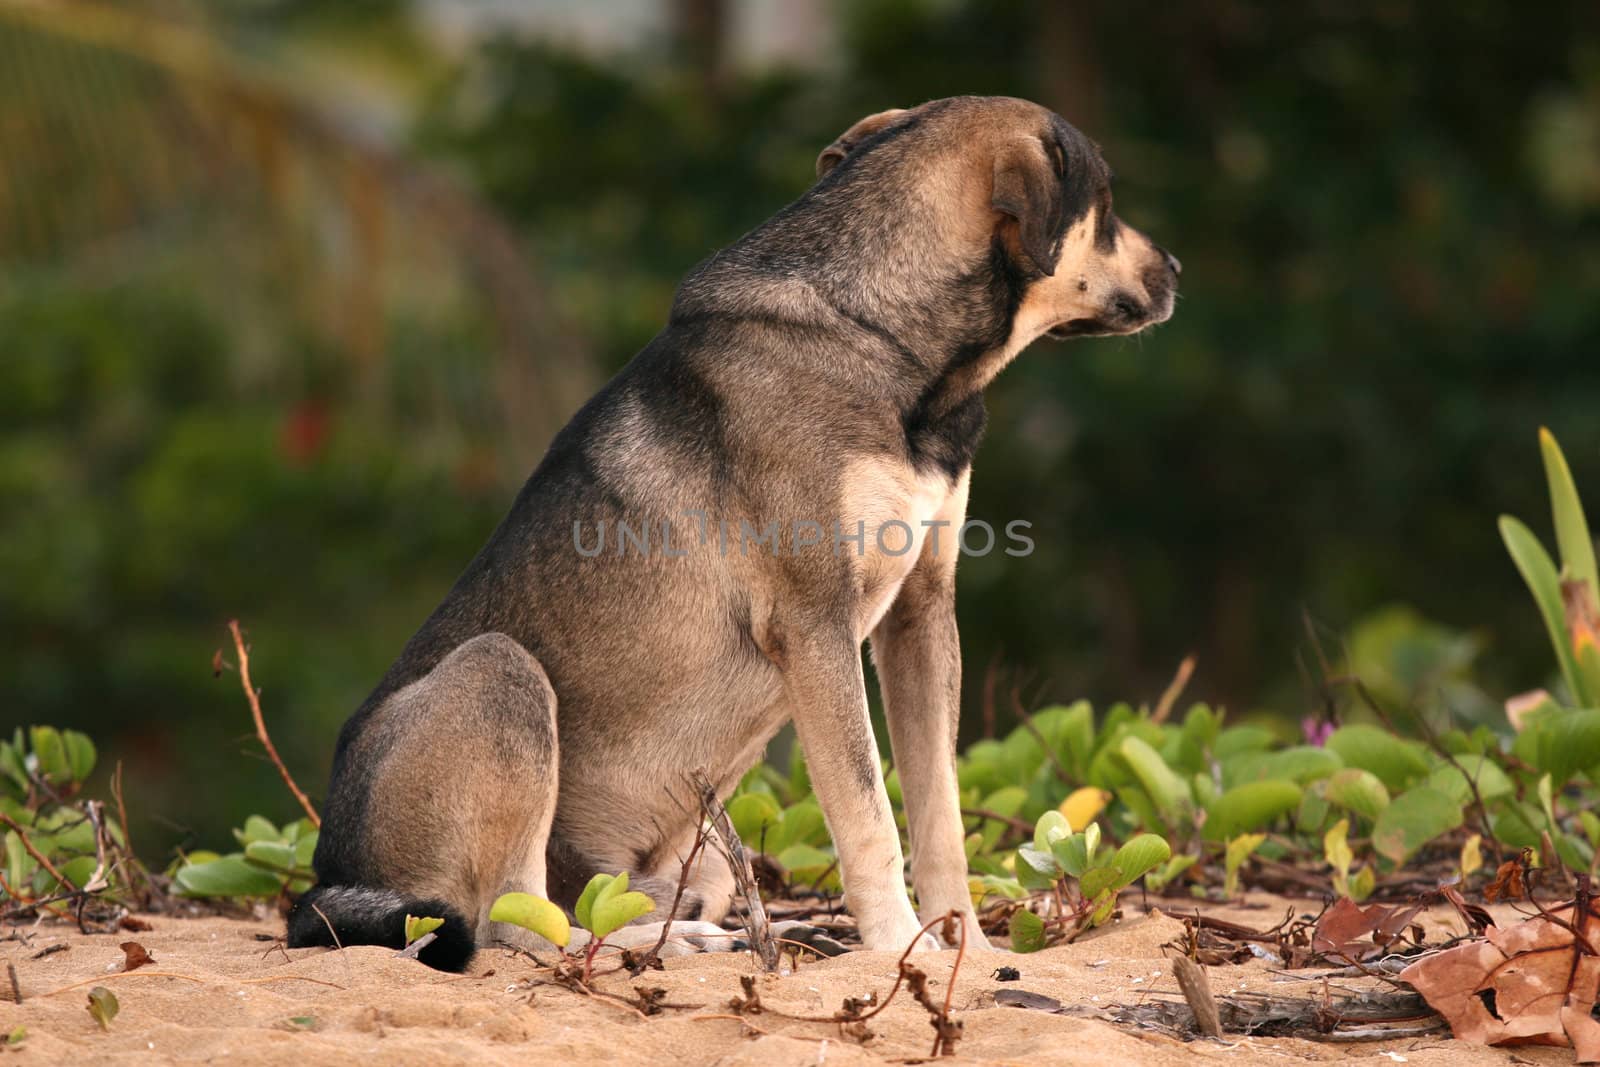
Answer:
(491, 870, 653, 982)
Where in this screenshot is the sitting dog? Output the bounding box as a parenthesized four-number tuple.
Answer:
(288, 95, 1179, 970)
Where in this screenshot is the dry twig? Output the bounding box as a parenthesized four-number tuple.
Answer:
(226, 620, 320, 828)
(692, 770, 778, 971)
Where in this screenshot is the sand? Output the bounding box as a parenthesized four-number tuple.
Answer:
(0, 900, 1565, 1066)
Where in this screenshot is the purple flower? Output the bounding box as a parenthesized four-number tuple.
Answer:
(1302, 717, 1335, 747)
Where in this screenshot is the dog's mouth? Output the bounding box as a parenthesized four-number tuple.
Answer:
(1045, 286, 1176, 341)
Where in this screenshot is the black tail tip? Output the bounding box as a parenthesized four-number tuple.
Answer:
(287, 886, 477, 973)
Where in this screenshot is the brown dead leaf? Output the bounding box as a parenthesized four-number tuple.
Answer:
(119, 942, 154, 972)
(1312, 897, 1421, 962)
(1484, 854, 1531, 903)
(1563, 579, 1600, 659)
(1443, 882, 1495, 935)
(118, 916, 153, 933)
(1400, 897, 1600, 1061)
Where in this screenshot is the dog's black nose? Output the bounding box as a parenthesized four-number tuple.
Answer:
(1161, 248, 1182, 276)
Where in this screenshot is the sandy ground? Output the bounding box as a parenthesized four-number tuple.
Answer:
(0, 899, 1574, 1066)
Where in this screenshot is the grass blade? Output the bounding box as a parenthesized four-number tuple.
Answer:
(1501, 515, 1590, 706)
(1540, 427, 1598, 597)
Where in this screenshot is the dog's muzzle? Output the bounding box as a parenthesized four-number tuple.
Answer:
(1047, 248, 1180, 339)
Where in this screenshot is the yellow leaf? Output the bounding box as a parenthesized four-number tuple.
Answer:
(1460, 834, 1483, 879)
(1060, 787, 1112, 831)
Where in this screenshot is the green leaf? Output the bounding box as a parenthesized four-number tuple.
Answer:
(1324, 818, 1353, 896)
(1033, 810, 1072, 850)
(1118, 736, 1191, 829)
(771, 801, 827, 852)
(1049, 833, 1092, 878)
(173, 854, 285, 898)
(1015, 848, 1059, 890)
(1324, 725, 1430, 791)
(234, 815, 280, 847)
(574, 872, 613, 932)
(1425, 755, 1514, 806)
(489, 892, 571, 947)
(1224, 833, 1266, 897)
(1110, 833, 1172, 885)
(29, 727, 69, 785)
(61, 730, 96, 782)
(1078, 865, 1122, 899)
(243, 840, 297, 872)
(0, 739, 27, 795)
(1008, 908, 1048, 953)
(726, 793, 781, 848)
(1143, 853, 1198, 893)
(976, 785, 1028, 850)
(86, 986, 119, 1031)
(293, 830, 318, 870)
(1248, 746, 1344, 785)
(589, 890, 655, 940)
(775, 844, 838, 889)
(404, 914, 445, 945)
(1372, 786, 1464, 865)
(1213, 725, 1275, 759)
(1017, 844, 1058, 876)
(1324, 768, 1391, 821)
(1203, 779, 1302, 840)
(5, 1026, 24, 1047)
(1581, 810, 1600, 853)
(1529, 708, 1600, 786)
(1540, 428, 1598, 603)
(1501, 515, 1590, 707)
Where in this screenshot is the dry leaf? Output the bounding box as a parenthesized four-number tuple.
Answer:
(1401, 896, 1600, 1060)
(1313, 897, 1421, 962)
(1484, 854, 1530, 903)
(119, 941, 154, 972)
(1563, 579, 1600, 658)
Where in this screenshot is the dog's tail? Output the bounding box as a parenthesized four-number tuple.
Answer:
(286, 884, 476, 973)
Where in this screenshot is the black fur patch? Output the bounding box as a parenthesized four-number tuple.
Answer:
(287, 885, 476, 973)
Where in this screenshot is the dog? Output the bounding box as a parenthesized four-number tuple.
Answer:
(287, 95, 1178, 970)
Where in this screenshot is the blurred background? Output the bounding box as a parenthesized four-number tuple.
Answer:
(3, 0, 1599, 857)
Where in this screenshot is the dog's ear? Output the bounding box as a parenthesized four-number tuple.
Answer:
(991, 138, 1064, 276)
(816, 108, 909, 178)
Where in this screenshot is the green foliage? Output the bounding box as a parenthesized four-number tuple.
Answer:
(1501, 429, 1600, 707)
(170, 816, 316, 899)
(489, 872, 648, 982)
(489, 892, 571, 948)
(1223, 834, 1266, 899)
(574, 871, 655, 941)
(0, 727, 96, 801)
(86, 986, 118, 1032)
(404, 914, 444, 945)
(0, 724, 129, 907)
(1011, 812, 1172, 951)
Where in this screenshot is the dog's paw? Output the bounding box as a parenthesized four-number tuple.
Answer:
(857, 913, 939, 953)
(770, 920, 851, 957)
(601, 919, 739, 956)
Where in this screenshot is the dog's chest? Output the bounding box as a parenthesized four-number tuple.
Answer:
(837, 458, 969, 637)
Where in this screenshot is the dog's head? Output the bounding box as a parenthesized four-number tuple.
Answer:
(815, 98, 1179, 349)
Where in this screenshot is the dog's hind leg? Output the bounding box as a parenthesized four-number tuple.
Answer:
(291, 632, 560, 969)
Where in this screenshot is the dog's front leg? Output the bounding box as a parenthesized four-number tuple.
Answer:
(870, 484, 993, 950)
(786, 631, 934, 953)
